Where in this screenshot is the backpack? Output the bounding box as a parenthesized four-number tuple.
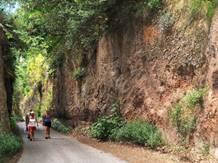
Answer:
(44, 115, 51, 123)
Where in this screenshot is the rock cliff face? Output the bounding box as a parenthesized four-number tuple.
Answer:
(53, 0, 216, 145)
(0, 22, 10, 132)
(200, 9, 218, 146)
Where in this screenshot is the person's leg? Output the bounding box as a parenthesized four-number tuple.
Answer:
(26, 125, 30, 138)
(32, 127, 35, 138)
(27, 132, 30, 139)
(27, 126, 30, 139)
(29, 128, 33, 141)
(44, 126, 47, 138)
(48, 127, 50, 138)
(45, 126, 49, 139)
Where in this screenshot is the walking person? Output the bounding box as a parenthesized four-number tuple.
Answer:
(28, 110, 38, 141)
(42, 110, 52, 139)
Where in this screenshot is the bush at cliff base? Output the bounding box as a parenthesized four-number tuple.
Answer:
(114, 120, 163, 149)
(90, 117, 163, 149)
(51, 118, 71, 134)
(90, 115, 124, 140)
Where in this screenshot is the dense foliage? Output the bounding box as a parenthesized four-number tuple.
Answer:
(0, 133, 22, 157)
(114, 120, 163, 149)
(51, 118, 71, 134)
(90, 114, 124, 140)
(190, 0, 218, 19)
(11, 0, 162, 69)
(90, 117, 163, 149)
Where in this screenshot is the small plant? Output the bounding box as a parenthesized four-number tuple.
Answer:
(73, 67, 86, 80)
(51, 118, 71, 134)
(201, 143, 210, 156)
(170, 104, 182, 127)
(115, 120, 163, 149)
(159, 11, 174, 31)
(0, 133, 22, 157)
(181, 88, 207, 109)
(111, 101, 121, 115)
(178, 116, 197, 139)
(170, 104, 197, 140)
(147, 0, 161, 9)
(206, 0, 218, 19)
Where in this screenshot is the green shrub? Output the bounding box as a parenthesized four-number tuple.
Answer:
(190, 0, 218, 19)
(10, 117, 17, 130)
(207, 0, 218, 19)
(73, 67, 86, 80)
(111, 102, 120, 114)
(51, 118, 71, 134)
(170, 104, 182, 127)
(90, 115, 124, 140)
(201, 143, 210, 156)
(90, 102, 163, 149)
(169, 88, 207, 140)
(190, 0, 204, 16)
(181, 88, 206, 109)
(12, 115, 24, 122)
(178, 116, 197, 139)
(170, 104, 197, 139)
(10, 115, 24, 130)
(114, 120, 163, 149)
(0, 133, 22, 157)
(147, 0, 161, 9)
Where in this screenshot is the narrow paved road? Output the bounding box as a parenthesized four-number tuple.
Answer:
(17, 122, 126, 163)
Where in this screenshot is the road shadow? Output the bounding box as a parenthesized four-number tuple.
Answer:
(48, 137, 67, 140)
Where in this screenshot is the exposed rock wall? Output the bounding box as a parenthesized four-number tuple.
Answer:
(200, 9, 218, 146)
(53, 0, 214, 144)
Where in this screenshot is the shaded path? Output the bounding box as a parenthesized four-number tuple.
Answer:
(17, 122, 126, 163)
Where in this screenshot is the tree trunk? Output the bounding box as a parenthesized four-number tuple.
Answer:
(0, 27, 10, 132)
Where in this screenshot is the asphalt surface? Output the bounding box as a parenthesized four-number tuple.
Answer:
(17, 122, 127, 163)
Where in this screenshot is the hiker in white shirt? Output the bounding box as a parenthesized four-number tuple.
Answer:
(27, 110, 38, 141)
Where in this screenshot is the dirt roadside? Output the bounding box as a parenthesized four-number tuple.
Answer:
(73, 134, 184, 163)
(72, 133, 217, 163)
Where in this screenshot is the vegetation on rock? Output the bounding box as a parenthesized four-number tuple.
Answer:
(169, 88, 207, 142)
(73, 67, 86, 80)
(190, 0, 218, 19)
